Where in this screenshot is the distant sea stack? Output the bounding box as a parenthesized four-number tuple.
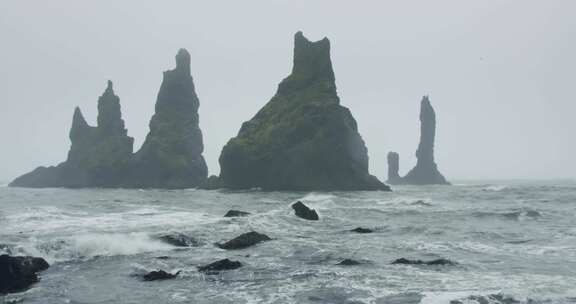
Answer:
(129, 49, 208, 188)
(10, 49, 208, 189)
(10, 81, 134, 188)
(219, 32, 389, 191)
(387, 96, 449, 185)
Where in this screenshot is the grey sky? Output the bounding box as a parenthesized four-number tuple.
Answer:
(1, 0, 575, 183)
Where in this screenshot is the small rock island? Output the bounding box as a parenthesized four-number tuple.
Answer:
(219, 32, 389, 191)
(387, 96, 449, 185)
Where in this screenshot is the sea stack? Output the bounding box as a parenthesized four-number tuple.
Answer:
(218, 32, 388, 191)
(10, 81, 134, 187)
(388, 96, 449, 185)
(130, 49, 208, 188)
(386, 152, 402, 184)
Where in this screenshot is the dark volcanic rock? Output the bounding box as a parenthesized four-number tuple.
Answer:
(218, 32, 389, 191)
(392, 258, 456, 266)
(224, 210, 251, 217)
(198, 175, 224, 190)
(350, 227, 373, 233)
(130, 49, 208, 188)
(142, 270, 180, 281)
(157, 233, 200, 247)
(216, 232, 271, 250)
(386, 152, 403, 185)
(0, 255, 50, 294)
(10, 81, 134, 188)
(198, 259, 242, 272)
(400, 96, 449, 185)
(292, 201, 319, 221)
(337, 259, 362, 266)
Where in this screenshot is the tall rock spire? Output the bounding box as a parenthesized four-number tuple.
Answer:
(219, 32, 389, 191)
(402, 96, 449, 185)
(97, 80, 127, 135)
(386, 152, 402, 184)
(132, 48, 208, 188)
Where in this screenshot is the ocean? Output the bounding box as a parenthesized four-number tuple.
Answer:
(1, 181, 575, 303)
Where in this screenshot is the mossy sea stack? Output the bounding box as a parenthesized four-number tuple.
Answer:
(10, 81, 134, 187)
(128, 49, 208, 188)
(219, 32, 389, 191)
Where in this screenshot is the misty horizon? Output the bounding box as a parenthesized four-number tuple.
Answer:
(2, 1, 575, 183)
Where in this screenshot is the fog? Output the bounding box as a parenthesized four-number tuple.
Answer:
(1, 0, 575, 183)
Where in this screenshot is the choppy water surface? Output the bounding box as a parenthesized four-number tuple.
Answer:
(1, 181, 576, 303)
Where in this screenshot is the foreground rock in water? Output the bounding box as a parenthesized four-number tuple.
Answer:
(223, 210, 251, 217)
(142, 270, 180, 281)
(157, 233, 200, 247)
(292, 201, 319, 221)
(198, 259, 242, 272)
(10, 81, 134, 188)
(216, 232, 271, 250)
(391, 258, 456, 266)
(350, 227, 373, 233)
(0, 255, 50, 294)
(387, 96, 449, 185)
(130, 49, 208, 188)
(337, 259, 362, 266)
(219, 32, 389, 191)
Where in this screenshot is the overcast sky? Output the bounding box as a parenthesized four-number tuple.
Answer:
(1, 0, 575, 183)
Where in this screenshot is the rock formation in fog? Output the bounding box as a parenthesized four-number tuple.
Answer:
(386, 152, 402, 184)
(387, 96, 449, 185)
(218, 32, 389, 191)
(128, 49, 208, 188)
(10, 81, 134, 187)
(10, 49, 209, 189)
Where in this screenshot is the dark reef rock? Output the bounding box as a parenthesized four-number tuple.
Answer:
(198, 259, 242, 272)
(224, 210, 251, 217)
(216, 232, 271, 250)
(387, 96, 449, 185)
(142, 270, 180, 281)
(337, 259, 362, 266)
(10, 81, 134, 188)
(0, 255, 50, 294)
(218, 32, 389, 191)
(392, 258, 456, 266)
(157, 233, 200, 247)
(199, 175, 224, 190)
(130, 49, 208, 188)
(292, 201, 319, 221)
(350, 227, 373, 233)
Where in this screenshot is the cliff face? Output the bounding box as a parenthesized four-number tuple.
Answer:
(11, 82, 134, 187)
(219, 32, 389, 191)
(130, 49, 208, 188)
(388, 96, 449, 185)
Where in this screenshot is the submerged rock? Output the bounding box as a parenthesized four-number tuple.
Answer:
(142, 270, 180, 281)
(336, 259, 362, 266)
(130, 49, 208, 188)
(0, 255, 50, 294)
(350, 227, 373, 233)
(157, 233, 200, 247)
(219, 32, 389, 191)
(292, 201, 319, 221)
(198, 259, 242, 272)
(223, 210, 251, 217)
(10, 81, 134, 188)
(216, 232, 271, 250)
(391, 257, 456, 266)
(390, 96, 449, 185)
